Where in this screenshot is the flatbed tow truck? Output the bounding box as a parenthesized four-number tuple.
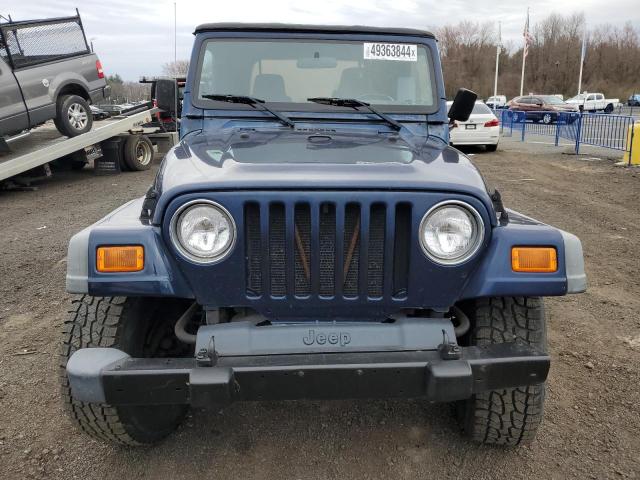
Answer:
(0, 77, 181, 188)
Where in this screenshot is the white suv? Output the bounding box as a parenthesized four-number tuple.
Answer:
(486, 95, 507, 109)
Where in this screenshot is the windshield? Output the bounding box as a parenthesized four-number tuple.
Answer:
(195, 39, 437, 111)
(540, 95, 565, 105)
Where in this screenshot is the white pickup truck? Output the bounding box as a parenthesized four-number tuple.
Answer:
(566, 93, 620, 113)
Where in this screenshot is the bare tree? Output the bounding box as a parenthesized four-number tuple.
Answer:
(437, 21, 497, 99)
(438, 13, 640, 100)
(162, 60, 189, 77)
(105, 75, 150, 104)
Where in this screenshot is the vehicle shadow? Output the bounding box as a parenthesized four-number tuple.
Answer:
(0, 161, 158, 198)
(99, 399, 521, 479)
(451, 145, 496, 155)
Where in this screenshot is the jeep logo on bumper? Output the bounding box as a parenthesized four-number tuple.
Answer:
(303, 329, 351, 347)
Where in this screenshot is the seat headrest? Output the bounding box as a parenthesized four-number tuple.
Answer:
(252, 74, 291, 102)
(334, 67, 366, 98)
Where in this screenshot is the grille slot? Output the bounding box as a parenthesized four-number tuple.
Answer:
(318, 203, 336, 296)
(244, 198, 409, 300)
(393, 203, 412, 298)
(342, 203, 361, 297)
(367, 204, 386, 298)
(245, 202, 262, 296)
(294, 204, 311, 296)
(269, 203, 286, 296)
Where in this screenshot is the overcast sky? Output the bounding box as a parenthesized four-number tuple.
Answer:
(6, 0, 638, 80)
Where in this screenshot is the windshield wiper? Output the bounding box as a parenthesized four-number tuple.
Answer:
(307, 97, 402, 131)
(202, 94, 295, 128)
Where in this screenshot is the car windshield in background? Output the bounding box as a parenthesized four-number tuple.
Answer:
(540, 95, 565, 105)
(568, 94, 585, 102)
(195, 40, 436, 110)
(472, 103, 493, 114)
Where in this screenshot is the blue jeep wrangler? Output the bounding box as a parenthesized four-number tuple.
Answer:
(61, 24, 586, 447)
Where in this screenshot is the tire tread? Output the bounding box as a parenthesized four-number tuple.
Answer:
(59, 295, 144, 446)
(461, 296, 546, 446)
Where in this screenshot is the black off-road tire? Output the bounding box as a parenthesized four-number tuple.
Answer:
(70, 160, 87, 170)
(485, 144, 498, 152)
(456, 297, 547, 446)
(68, 151, 88, 170)
(55, 95, 93, 137)
(59, 295, 191, 446)
(123, 135, 154, 171)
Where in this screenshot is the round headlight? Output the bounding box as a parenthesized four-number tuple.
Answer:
(420, 201, 484, 265)
(171, 201, 236, 263)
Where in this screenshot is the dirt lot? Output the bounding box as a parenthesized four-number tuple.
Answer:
(0, 139, 639, 479)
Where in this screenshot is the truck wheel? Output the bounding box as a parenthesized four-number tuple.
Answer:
(59, 295, 191, 446)
(456, 297, 546, 446)
(123, 135, 154, 171)
(67, 151, 88, 170)
(485, 144, 498, 152)
(604, 103, 614, 114)
(55, 95, 93, 137)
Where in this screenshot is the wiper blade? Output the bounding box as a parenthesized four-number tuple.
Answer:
(202, 94, 295, 128)
(307, 97, 402, 131)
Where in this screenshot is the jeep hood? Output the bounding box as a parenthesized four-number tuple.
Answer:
(150, 128, 493, 223)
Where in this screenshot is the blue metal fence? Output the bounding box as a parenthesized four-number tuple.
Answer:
(492, 109, 636, 163)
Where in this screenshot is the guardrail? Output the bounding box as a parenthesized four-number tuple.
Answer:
(615, 105, 640, 117)
(492, 109, 636, 164)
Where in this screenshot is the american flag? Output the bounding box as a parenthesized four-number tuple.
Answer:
(523, 10, 533, 58)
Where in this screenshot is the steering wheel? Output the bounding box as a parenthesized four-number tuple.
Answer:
(356, 94, 396, 103)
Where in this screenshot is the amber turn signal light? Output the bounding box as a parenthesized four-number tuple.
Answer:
(511, 247, 557, 273)
(97, 245, 144, 273)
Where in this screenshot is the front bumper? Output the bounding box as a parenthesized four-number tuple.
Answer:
(67, 342, 549, 407)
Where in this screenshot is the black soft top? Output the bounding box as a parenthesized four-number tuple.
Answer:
(193, 23, 435, 39)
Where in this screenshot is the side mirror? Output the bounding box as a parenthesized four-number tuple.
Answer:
(154, 79, 177, 113)
(448, 88, 478, 122)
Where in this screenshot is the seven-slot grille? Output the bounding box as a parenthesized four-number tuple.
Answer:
(244, 200, 411, 299)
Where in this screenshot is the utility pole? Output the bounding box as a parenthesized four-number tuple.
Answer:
(174, 2, 177, 64)
(577, 26, 586, 95)
(493, 21, 501, 100)
(520, 8, 530, 97)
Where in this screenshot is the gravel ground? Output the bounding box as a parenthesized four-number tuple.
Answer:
(0, 140, 639, 479)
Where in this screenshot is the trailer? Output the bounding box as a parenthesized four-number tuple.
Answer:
(0, 107, 177, 186)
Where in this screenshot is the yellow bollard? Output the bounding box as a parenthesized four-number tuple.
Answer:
(623, 123, 640, 165)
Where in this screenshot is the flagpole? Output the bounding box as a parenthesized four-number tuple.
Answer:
(577, 27, 586, 95)
(520, 52, 526, 96)
(520, 8, 529, 96)
(493, 21, 501, 100)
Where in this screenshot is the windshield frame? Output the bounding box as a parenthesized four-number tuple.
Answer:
(190, 34, 440, 115)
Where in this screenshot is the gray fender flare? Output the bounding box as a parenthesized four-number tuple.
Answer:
(66, 227, 90, 293)
(559, 230, 587, 294)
